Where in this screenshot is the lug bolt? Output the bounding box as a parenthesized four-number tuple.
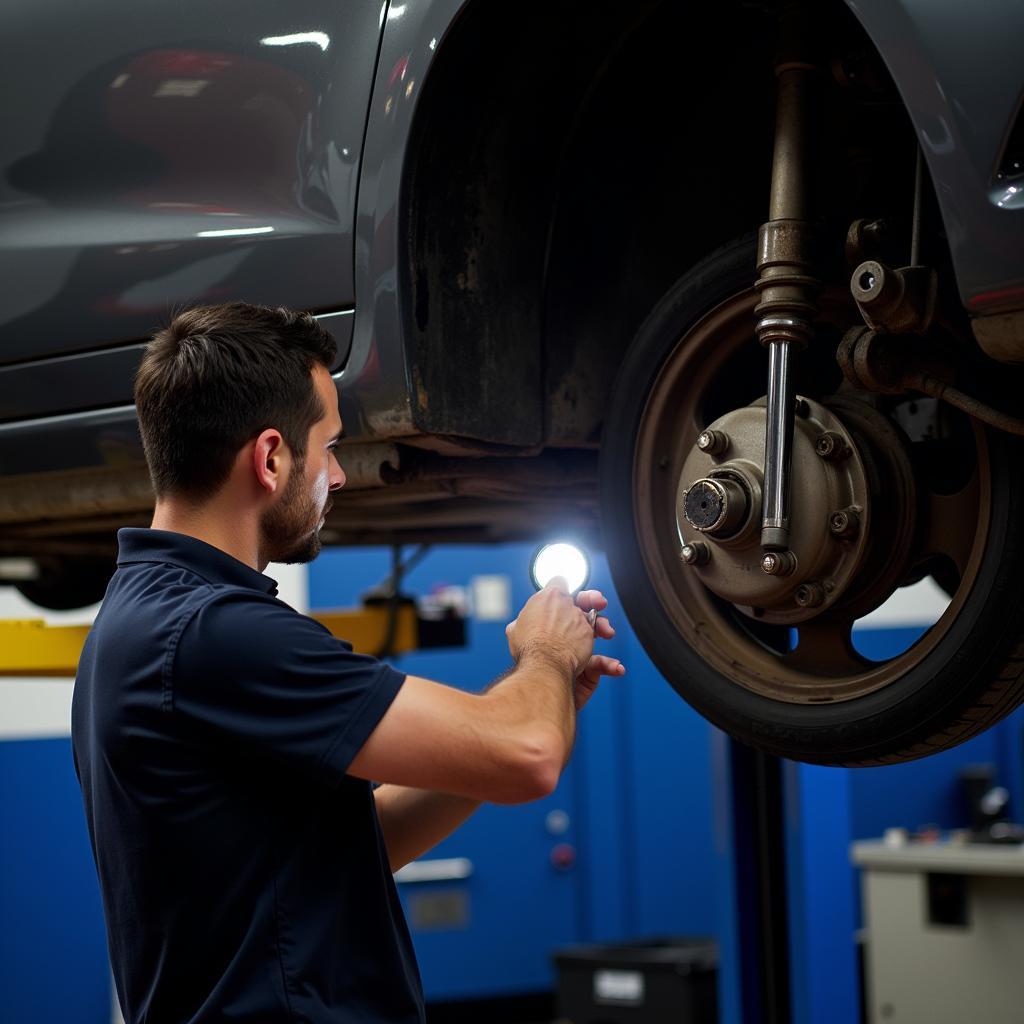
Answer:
(795, 581, 826, 608)
(815, 431, 849, 461)
(761, 550, 797, 577)
(829, 507, 861, 539)
(681, 542, 711, 566)
(696, 429, 729, 456)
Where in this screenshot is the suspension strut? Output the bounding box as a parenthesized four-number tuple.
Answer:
(755, 1, 819, 555)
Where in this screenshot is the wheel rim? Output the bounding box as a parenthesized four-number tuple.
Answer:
(632, 288, 991, 705)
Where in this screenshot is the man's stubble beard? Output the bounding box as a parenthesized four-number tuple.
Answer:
(260, 458, 329, 565)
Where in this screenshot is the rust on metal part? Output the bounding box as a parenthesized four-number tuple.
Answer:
(838, 327, 1024, 437)
(753, 1, 820, 349)
(850, 259, 937, 334)
(675, 398, 870, 625)
(631, 288, 989, 705)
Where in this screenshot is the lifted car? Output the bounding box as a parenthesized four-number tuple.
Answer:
(2, 0, 1023, 765)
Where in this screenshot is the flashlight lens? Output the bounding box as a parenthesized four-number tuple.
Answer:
(531, 542, 589, 593)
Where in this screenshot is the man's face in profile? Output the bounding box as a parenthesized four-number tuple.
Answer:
(260, 364, 345, 564)
(261, 455, 328, 564)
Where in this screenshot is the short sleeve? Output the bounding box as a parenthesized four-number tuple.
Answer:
(171, 589, 406, 785)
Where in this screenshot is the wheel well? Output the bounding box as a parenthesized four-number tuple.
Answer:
(403, 0, 921, 448)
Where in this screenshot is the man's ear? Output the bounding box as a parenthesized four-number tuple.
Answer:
(251, 428, 288, 494)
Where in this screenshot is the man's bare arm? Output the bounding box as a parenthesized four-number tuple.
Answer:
(373, 785, 481, 872)
(347, 647, 577, 805)
(348, 583, 621, 807)
(364, 652, 560, 871)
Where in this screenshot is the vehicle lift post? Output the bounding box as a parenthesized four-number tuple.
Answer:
(713, 732, 860, 1024)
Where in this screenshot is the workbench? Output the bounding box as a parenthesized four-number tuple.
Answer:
(853, 838, 1024, 1024)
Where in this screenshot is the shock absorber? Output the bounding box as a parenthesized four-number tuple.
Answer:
(755, 0, 820, 555)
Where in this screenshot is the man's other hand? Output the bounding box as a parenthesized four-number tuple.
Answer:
(572, 588, 624, 709)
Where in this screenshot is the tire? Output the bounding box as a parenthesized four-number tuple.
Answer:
(600, 236, 1024, 766)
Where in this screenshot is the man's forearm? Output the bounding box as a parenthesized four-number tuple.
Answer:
(486, 647, 577, 766)
(374, 784, 481, 872)
(373, 651, 575, 868)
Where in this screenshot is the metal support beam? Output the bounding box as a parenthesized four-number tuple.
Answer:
(733, 742, 793, 1024)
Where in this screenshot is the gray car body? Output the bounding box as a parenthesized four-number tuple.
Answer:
(0, 0, 1021, 481)
(847, 0, 1024, 310)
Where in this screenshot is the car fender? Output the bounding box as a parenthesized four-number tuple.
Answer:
(844, 0, 1024, 315)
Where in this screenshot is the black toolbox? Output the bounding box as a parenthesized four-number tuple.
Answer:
(552, 937, 718, 1024)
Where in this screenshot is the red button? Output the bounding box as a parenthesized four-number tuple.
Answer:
(550, 843, 576, 870)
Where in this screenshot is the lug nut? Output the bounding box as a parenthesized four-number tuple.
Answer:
(696, 429, 730, 456)
(815, 431, 849, 461)
(680, 542, 711, 566)
(829, 507, 861, 539)
(795, 581, 826, 608)
(761, 550, 797, 577)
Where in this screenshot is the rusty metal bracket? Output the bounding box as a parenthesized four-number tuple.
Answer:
(837, 327, 1024, 436)
(836, 327, 909, 394)
(844, 218, 888, 271)
(850, 260, 937, 334)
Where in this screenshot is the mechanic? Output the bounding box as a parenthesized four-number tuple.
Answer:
(71, 302, 625, 1024)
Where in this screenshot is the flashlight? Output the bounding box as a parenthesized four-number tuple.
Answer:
(529, 541, 598, 630)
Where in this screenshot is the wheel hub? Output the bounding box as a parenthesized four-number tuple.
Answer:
(676, 397, 871, 623)
(682, 477, 751, 537)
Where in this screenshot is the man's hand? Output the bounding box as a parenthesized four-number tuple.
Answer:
(573, 588, 625, 710)
(505, 582, 625, 709)
(505, 577, 596, 675)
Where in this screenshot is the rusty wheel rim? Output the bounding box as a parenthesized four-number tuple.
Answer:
(632, 289, 990, 704)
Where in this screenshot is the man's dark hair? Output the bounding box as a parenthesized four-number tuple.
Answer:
(135, 303, 336, 500)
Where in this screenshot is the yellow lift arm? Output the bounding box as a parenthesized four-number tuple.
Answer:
(0, 604, 434, 678)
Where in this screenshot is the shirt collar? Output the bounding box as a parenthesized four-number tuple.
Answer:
(116, 528, 279, 596)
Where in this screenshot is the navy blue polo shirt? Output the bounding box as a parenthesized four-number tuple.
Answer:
(72, 528, 423, 1024)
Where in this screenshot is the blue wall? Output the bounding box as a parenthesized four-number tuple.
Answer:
(0, 738, 110, 1024)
